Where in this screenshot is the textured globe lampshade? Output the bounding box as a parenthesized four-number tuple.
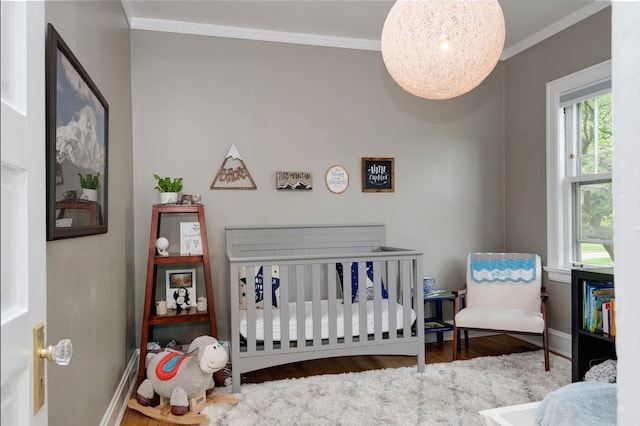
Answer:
(381, 0, 505, 100)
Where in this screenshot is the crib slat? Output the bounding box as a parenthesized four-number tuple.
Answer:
(358, 262, 367, 341)
(399, 260, 408, 338)
(263, 265, 273, 351)
(327, 262, 338, 345)
(342, 262, 352, 344)
(373, 260, 383, 341)
(401, 260, 412, 338)
(387, 260, 397, 339)
(280, 265, 290, 347)
(246, 265, 257, 353)
(295, 264, 305, 345)
(311, 264, 321, 347)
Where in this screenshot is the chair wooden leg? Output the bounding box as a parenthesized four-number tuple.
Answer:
(464, 330, 469, 348)
(543, 328, 550, 371)
(453, 324, 458, 361)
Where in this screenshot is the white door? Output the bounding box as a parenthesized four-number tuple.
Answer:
(1, 1, 47, 425)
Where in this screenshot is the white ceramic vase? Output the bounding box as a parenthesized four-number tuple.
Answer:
(159, 192, 178, 204)
(81, 188, 98, 202)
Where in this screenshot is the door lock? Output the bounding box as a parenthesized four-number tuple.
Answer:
(33, 323, 73, 414)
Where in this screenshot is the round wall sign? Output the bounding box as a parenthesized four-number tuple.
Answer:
(325, 165, 349, 194)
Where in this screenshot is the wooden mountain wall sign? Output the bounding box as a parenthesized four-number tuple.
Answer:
(210, 144, 257, 190)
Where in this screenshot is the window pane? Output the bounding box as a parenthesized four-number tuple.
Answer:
(578, 243, 613, 266)
(577, 181, 613, 242)
(578, 94, 613, 175)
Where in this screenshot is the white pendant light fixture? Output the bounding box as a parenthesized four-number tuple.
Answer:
(381, 0, 505, 100)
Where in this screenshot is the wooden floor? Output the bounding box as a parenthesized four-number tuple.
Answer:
(120, 335, 550, 425)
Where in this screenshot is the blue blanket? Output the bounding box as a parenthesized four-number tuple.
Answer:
(535, 381, 617, 426)
(470, 253, 537, 283)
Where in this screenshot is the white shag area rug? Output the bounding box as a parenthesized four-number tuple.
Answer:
(202, 350, 570, 426)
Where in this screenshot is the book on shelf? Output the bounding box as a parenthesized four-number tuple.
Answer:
(582, 280, 614, 333)
(602, 301, 612, 335)
(592, 290, 615, 333)
(610, 298, 616, 337)
(424, 289, 453, 298)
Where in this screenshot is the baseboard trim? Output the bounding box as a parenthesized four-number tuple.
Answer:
(100, 350, 139, 426)
(513, 328, 572, 358)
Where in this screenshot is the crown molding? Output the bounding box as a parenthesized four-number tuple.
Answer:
(129, 17, 381, 51)
(119, 0, 133, 28)
(125, 1, 609, 57)
(501, 1, 610, 60)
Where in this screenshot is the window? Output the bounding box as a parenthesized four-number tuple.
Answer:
(546, 61, 613, 283)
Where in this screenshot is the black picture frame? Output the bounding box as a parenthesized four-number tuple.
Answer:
(46, 24, 109, 240)
(362, 157, 394, 192)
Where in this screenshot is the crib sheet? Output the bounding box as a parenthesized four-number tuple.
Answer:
(239, 299, 416, 341)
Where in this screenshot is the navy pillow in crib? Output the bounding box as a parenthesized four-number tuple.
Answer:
(239, 266, 280, 309)
(336, 261, 388, 303)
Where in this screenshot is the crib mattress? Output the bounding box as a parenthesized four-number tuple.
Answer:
(239, 299, 416, 342)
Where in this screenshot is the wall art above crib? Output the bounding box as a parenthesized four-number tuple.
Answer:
(325, 165, 349, 194)
(276, 171, 313, 190)
(210, 144, 257, 190)
(362, 157, 394, 193)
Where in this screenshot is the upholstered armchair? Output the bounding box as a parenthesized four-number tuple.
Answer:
(452, 253, 549, 371)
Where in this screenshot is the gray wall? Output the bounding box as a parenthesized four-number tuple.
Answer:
(131, 31, 506, 342)
(504, 8, 611, 334)
(45, 2, 135, 425)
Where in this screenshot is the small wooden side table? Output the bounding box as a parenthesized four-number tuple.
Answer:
(423, 292, 468, 351)
(424, 292, 456, 343)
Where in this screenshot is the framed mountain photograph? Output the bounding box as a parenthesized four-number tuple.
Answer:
(46, 24, 109, 240)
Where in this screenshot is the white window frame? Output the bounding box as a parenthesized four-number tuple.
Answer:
(545, 60, 611, 283)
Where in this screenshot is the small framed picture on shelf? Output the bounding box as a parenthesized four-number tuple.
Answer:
(180, 222, 203, 255)
(166, 269, 196, 310)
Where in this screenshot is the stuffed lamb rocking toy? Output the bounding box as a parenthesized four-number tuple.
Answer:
(130, 335, 238, 422)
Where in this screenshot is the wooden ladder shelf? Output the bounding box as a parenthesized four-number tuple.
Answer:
(136, 204, 218, 386)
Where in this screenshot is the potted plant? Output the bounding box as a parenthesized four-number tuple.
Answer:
(153, 174, 183, 204)
(78, 172, 100, 202)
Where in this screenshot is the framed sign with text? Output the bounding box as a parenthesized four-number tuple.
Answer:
(362, 157, 394, 192)
(325, 165, 349, 194)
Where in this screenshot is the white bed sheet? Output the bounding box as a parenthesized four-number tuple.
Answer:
(239, 299, 416, 341)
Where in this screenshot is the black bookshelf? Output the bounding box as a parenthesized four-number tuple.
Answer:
(571, 267, 616, 382)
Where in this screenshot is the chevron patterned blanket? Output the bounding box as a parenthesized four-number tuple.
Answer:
(470, 253, 537, 283)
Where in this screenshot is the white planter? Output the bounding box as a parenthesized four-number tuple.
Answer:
(159, 192, 178, 204)
(81, 188, 98, 202)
